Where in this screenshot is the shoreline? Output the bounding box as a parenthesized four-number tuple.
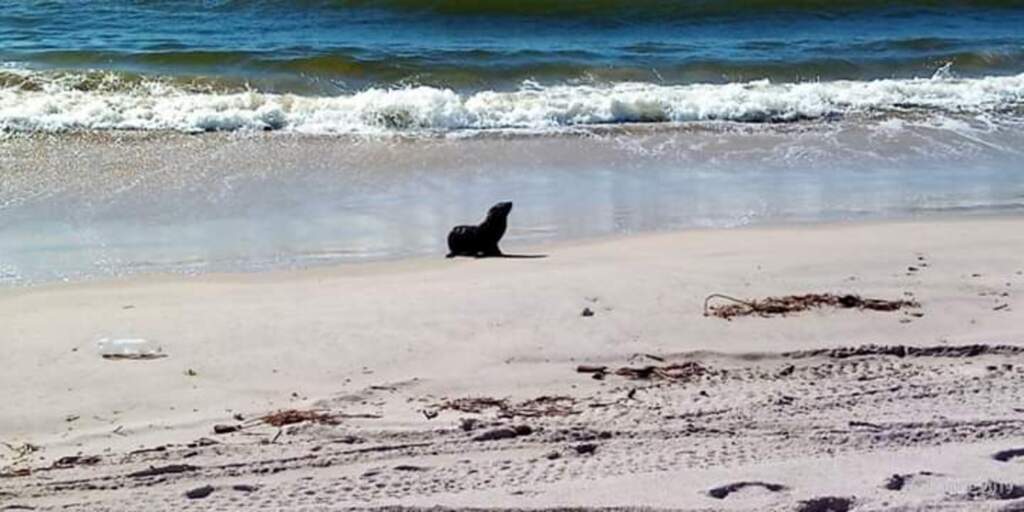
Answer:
(3, 212, 1020, 291)
(4, 119, 1024, 287)
(3, 215, 1023, 509)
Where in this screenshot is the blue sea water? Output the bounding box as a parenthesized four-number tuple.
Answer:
(3, 1, 1024, 90)
(1, 1, 1023, 132)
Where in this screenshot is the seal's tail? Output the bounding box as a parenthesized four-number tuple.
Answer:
(445, 253, 456, 258)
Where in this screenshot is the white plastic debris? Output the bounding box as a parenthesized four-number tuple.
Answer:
(96, 338, 166, 360)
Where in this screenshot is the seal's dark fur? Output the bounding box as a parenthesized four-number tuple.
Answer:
(446, 202, 513, 258)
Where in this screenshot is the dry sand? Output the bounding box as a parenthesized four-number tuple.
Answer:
(2, 216, 1024, 511)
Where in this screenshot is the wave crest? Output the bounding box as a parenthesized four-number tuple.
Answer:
(1, 70, 1022, 134)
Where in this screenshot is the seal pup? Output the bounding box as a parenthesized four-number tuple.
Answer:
(446, 201, 513, 258)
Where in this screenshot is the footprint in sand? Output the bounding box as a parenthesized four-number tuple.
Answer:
(883, 471, 942, 491)
(993, 447, 1024, 462)
(796, 496, 854, 512)
(706, 481, 787, 499)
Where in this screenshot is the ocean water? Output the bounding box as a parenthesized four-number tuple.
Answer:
(1, 1, 1024, 283)
(3, 0, 1024, 133)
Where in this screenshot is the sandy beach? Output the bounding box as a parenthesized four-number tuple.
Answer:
(2, 216, 1023, 511)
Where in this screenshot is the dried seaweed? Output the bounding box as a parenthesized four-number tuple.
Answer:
(704, 293, 919, 320)
(438, 396, 577, 418)
(613, 361, 710, 382)
(506, 396, 576, 418)
(438, 397, 509, 414)
(52, 455, 101, 469)
(259, 409, 340, 428)
(579, 361, 711, 383)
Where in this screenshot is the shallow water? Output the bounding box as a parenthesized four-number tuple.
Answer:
(2, 122, 1023, 285)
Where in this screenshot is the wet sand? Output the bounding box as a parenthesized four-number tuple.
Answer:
(2, 216, 1023, 510)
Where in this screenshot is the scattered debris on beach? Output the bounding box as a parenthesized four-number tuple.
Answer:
(437, 396, 577, 418)
(782, 343, 1024, 359)
(128, 464, 198, 479)
(438, 397, 506, 414)
(703, 293, 920, 320)
(209, 408, 380, 436)
(262, 409, 380, 428)
(260, 409, 341, 428)
(6, 342, 1024, 509)
(615, 361, 709, 381)
(577, 361, 711, 382)
(52, 455, 101, 469)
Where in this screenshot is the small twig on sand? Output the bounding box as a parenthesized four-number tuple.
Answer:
(127, 464, 198, 478)
(849, 420, 885, 431)
(259, 409, 339, 428)
(129, 445, 167, 456)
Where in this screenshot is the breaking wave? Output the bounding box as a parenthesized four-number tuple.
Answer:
(1, 68, 1022, 134)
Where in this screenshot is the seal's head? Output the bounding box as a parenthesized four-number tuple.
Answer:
(488, 201, 513, 218)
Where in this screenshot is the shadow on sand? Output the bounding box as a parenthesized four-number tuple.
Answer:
(493, 253, 548, 259)
(447, 253, 548, 259)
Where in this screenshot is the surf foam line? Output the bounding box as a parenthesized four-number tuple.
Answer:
(1, 71, 1022, 134)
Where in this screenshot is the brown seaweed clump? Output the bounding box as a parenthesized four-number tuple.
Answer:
(704, 293, 919, 320)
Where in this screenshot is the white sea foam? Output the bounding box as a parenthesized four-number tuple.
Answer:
(1, 71, 1022, 134)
